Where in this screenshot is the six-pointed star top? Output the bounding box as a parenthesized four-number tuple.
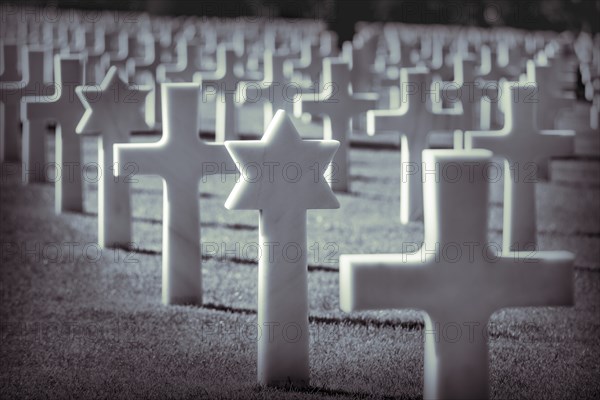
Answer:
(76, 66, 152, 137)
(225, 110, 340, 211)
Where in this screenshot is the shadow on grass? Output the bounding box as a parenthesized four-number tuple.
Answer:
(85, 185, 217, 199)
(339, 190, 397, 202)
(80, 211, 161, 225)
(253, 382, 411, 399)
(202, 302, 424, 332)
(489, 226, 600, 239)
(350, 174, 399, 184)
(203, 302, 255, 315)
(208, 222, 256, 231)
(80, 240, 336, 271)
(80, 211, 256, 231)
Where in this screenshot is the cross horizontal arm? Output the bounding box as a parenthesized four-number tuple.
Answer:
(25, 99, 60, 122)
(464, 130, 512, 155)
(340, 253, 435, 312)
(492, 251, 574, 309)
(537, 130, 575, 159)
(351, 94, 378, 114)
(114, 141, 166, 177)
(366, 109, 405, 134)
(294, 96, 336, 118)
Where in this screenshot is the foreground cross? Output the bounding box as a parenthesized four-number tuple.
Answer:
(367, 67, 461, 224)
(465, 82, 574, 252)
(340, 149, 573, 400)
(114, 83, 236, 305)
(22, 55, 86, 213)
(295, 58, 378, 192)
(225, 110, 339, 387)
(76, 66, 151, 248)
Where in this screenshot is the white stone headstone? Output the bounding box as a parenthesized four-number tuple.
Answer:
(21, 46, 53, 183)
(526, 59, 574, 130)
(195, 45, 244, 142)
(0, 41, 22, 81)
(340, 149, 574, 400)
(129, 36, 164, 127)
(465, 82, 574, 251)
(157, 37, 200, 83)
(367, 67, 462, 224)
(101, 30, 129, 77)
(128, 36, 163, 81)
(345, 32, 379, 93)
(1, 43, 27, 162)
(240, 50, 292, 131)
(22, 55, 86, 213)
(295, 58, 378, 192)
(76, 66, 151, 248)
(439, 54, 483, 131)
(114, 83, 236, 305)
(225, 109, 339, 387)
(286, 37, 322, 86)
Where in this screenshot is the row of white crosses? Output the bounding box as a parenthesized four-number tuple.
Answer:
(2, 14, 590, 251)
(8, 59, 577, 400)
(465, 82, 574, 252)
(3, 12, 592, 149)
(295, 58, 378, 192)
(106, 80, 573, 396)
(0, 13, 333, 207)
(0, 14, 591, 399)
(1, 15, 589, 258)
(22, 55, 86, 213)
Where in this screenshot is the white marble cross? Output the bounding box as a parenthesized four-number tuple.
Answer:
(114, 83, 236, 305)
(0, 41, 22, 81)
(225, 110, 339, 387)
(345, 33, 379, 93)
(76, 66, 151, 248)
(195, 45, 243, 142)
(21, 46, 54, 183)
(82, 26, 106, 85)
(1, 42, 27, 162)
(295, 58, 378, 192)
(439, 54, 490, 131)
(129, 37, 164, 127)
(99, 32, 140, 89)
(526, 59, 574, 130)
(380, 25, 407, 71)
(128, 37, 163, 81)
(240, 50, 292, 131)
(340, 149, 574, 400)
(479, 40, 522, 82)
(157, 37, 200, 83)
(286, 37, 322, 86)
(465, 82, 574, 252)
(367, 67, 462, 224)
(101, 30, 129, 78)
(22, 55, 86, 214)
